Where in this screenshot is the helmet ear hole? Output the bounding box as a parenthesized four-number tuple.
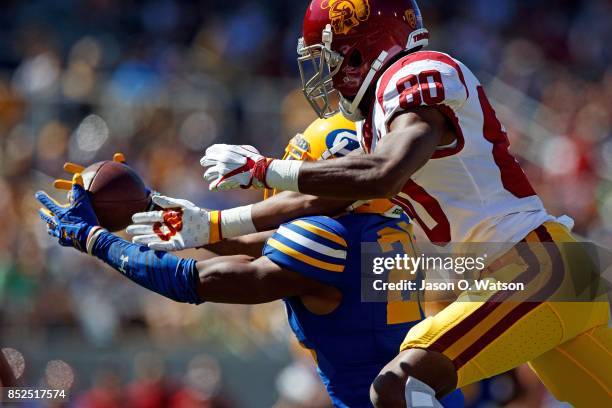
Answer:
(348, 50, 363, 67)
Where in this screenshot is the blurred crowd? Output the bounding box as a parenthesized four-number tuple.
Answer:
(0, 0, 610, 406)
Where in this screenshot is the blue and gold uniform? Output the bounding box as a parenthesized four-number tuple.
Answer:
(263, 213, 464, 408)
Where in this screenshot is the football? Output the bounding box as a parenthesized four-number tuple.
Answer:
(81, 161, 151, 232)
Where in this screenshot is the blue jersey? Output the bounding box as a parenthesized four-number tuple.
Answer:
(263, 214, 464, 408)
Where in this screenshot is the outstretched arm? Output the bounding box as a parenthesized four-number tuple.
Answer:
(126, 192, 353, 253)
(36, 178, 328, 306)
(204, 231, 274, 257)
(296, 109, 444, 199)
(250, 191, 353, 231)
(131, 111, 436, 252)
(90, 229, 328, 304)
(195, 256, 329, 304)
(202, 107, 446, 200)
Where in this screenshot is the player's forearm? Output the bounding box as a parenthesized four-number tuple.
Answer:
(270, 154, 407, 199)
(208, 193, 350, 247)
(204, 231, 274, 257)
(251, 191, 352, 231)
(266, 122, 438, 200)
(196, 258, 276, 304)
(296, 155, 400, 199)
(195, 257, 316, 304)
(87, 229, 283, 305)
(88, 228, 202, 304)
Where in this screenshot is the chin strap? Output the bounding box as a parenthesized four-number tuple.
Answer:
(340, 50, 389, 121)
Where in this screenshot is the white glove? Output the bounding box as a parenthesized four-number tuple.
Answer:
(200, 144, 271, 191)
(126, 195, 219, 251)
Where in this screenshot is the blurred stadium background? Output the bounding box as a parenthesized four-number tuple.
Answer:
(0, 0, 610, 406)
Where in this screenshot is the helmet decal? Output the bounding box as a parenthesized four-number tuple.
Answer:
(405, 9, 417, 29)
(321, 0, 371, 35)
(325, 129, 360, 158)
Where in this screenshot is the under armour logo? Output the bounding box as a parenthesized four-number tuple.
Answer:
(119, 255, 129, 274)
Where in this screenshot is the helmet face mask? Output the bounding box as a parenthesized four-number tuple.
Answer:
(297, 25, 344, 118)
(283, 133, 316, 161)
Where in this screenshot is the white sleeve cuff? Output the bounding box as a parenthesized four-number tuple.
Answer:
(266, 160, 302, 193)
(86, 226, 107, 255)
(220, 205, 257, 238)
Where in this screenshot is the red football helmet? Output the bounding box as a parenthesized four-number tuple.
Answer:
(298, 0, 428, 120)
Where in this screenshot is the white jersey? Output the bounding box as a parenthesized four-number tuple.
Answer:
(359, 51, 561, 246)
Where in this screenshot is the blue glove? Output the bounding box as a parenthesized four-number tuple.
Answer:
(37, 173, 201, 303)
(36, 174, 99, 252)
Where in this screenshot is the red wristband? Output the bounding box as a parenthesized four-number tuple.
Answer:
(250, 158, 274, 189)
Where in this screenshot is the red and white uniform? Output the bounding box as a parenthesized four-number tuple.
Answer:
(360, 51, 565, 246)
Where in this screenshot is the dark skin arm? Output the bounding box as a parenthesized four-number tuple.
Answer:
(248, 148, 366, 231)
(204, 231, 275, 257)
(250, 190, 353, 232)
(203, 193, 352, 256)
(195, 255, 337, 304)
(199, 109, 446, 243)
(295, 107, 447, 199)
(215, 108, 446, 234)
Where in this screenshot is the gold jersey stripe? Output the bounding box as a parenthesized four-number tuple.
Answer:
(267, 238, 344, 273)
(292, 220, 347, 247)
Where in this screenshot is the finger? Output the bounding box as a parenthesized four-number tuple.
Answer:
(210, 179, 234, 191)
(203, 173, 217, 184)
(200, 156, 221, 168)
(63, 162, 85, 174)
(38, 209, 60, 238)
(240, 145, 260, 155)
(203, 172, 219, 184)
(226, 145, 259, 161)
(125, 224, 155, 236)
(38, 208, 56, 225)
(209, 177, 222, 190)
(113, 153, 126, 163)
(151, 195, 182, 209)
(218, 183, 234, 191)
(203, 167, 220, 182)
(132, 234, 163, 245)
(53, 179, 72, 191)
(35, 191, 62, 213)
(70, 174, 88, 202)
(44, 223, 60, 238)
(202, 145, 248, 165)
(204, 150, 253, 167)
(204, 144, 228, 157)
(131, 211, 164, 224)
(47, 227, 60, 238)
(216, 180, 240, 191)
(72, 173, 84, 187)
(217, 150, 248, 164)
(148, 241, 178, 251)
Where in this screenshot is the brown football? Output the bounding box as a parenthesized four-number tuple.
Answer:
(81, 161, 151, 232)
